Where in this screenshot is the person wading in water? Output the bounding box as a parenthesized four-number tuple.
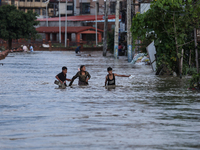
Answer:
(69, 65, 91, 86)
(105, 67, 130, 86)
(55, 66, 71, 88)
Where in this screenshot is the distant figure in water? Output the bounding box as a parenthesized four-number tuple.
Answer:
(29, 44, 34, 52)
(55, 66, 71, 87)
(75, 46, 81, 54)
(105, 67, 130, 86)
(69, 65, 91, 86)
(23, 45, 28, 52)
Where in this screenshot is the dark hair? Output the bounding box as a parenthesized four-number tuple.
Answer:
(80, 65, 85, 71)
(62, 66, 67, 70)
(107, 67, 112, 71)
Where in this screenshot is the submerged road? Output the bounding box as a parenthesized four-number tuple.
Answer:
(0, 51, 200, 150)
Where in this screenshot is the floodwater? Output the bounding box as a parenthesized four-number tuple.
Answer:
(0, 51, 200, 150)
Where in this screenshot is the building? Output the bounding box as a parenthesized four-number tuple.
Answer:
(1, 0, 128, 17)
(1, 0, 74, 17)
(48, 0, 74, 17)
(48, 0, 127, 17)
(36, 26, 103, 43)
(36, 15, 120, 42)
(74, 0, 126, 16)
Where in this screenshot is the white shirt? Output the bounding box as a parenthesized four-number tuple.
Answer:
(23, 46, 28, 52)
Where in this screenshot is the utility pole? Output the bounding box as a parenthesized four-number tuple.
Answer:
(194, 28, 199, 73)
(46, 4, 48, 27)
(103, 0, 109, 56)
(114, 0, 119, 59)
(95, 1, 98, 46)
(74, 0, 76, 16)
(59, 0, 61, 43)
(65, 0, 68, 47)
(127, 0, 132, 62)
(44, 0, 49, 27)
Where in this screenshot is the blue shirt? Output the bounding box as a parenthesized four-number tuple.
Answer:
(30, 46, 34, 52)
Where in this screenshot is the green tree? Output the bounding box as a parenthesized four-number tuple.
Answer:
(131, 0, 200, 75)
(0, 5, 39, 49)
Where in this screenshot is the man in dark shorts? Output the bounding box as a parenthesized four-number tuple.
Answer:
(105, 67, 130, 86)
(55, 66, 71, 87)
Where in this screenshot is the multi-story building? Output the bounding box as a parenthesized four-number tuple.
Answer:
(74, 0, 126, 16)
(1, 0, 128, 17)
(1, 0, 74, 17)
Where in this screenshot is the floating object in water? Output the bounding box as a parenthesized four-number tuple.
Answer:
(129, 75, 135, 79)
(54, 80, 66, 89)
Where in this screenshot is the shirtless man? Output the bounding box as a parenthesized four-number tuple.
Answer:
(105, 67, 130, 86)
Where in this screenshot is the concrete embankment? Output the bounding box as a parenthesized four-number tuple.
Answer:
(0, 50, 10, 60)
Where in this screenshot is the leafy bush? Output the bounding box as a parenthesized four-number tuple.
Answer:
(183, 67, 197, 75)
(189, 73, 200, 89)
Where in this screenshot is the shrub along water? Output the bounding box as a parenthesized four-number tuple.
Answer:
(131, 0, 200, 77)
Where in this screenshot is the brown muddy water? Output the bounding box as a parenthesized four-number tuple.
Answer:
(0, 51, 200, 150)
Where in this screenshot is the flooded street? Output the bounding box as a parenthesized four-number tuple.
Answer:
(0, 51, 200, 150)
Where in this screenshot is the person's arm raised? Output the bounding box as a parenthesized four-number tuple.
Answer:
(114, 74, 130, 77)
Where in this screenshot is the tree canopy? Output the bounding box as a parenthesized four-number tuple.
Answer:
(0, 5, 39, 49)
(131, 0, 200, 75)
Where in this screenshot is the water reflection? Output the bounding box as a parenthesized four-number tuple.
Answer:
(0, 51, 200, 150)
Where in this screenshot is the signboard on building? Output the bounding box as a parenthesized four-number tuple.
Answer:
(197, 28, 200, 42)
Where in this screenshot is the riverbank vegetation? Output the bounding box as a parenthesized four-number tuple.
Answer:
(0, 5, 39, 49)
(131, 0, 200, 80)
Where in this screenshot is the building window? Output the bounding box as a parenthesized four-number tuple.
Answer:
(80, 3, 90, 14)
(35, 0, 40, 2)
(67, 5, 73, 10)
(42, 9, 46, 15)
(110, 2, 116, 14)
(19, 0, 25, 1)
(27, 0, 33, 2)
(120, 1, 122, 11)
(35, 8, 40, 15)
(97, 2, 99, 13)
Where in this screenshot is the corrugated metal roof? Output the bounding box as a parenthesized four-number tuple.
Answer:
(37, 15, 121, 22)
(36, 26, 103, 33)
